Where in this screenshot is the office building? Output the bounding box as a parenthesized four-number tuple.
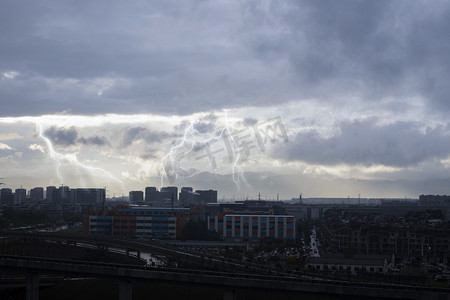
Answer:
(129, 191, 144, 204)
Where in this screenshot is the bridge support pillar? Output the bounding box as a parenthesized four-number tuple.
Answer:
(26, 272, 39, 300)
(137, 250, 141, 260)
(126, 249, 130, 256)
(119, 280, 132, 300)
(223, 289, 236, 300)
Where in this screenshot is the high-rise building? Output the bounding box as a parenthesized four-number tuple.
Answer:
(46, 186, 57, 201)
(160, 186, 178, 202)
(30, 187, 44, 201)
(14, 188, 26, 205)
(145, 187, 159, 202)
(70, 188, 105, 204)
(179, 187, 198, 206)
(129, 191, 144, 204)
(58, 185, 70, 203)
(0, 188, 14, 205)
(196, 189, 217, 204)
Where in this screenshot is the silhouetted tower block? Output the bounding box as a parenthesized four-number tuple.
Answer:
(160, 186, 178, 202)
(46, 186, 57, 201)
(145, 187, 160, 202)
(196, 189, 217, 204)
(179, 187, 198, 205)
(129, 191, 144, 204)
(30, 187, 44, 202)
(0, 188, 14, 205)
(14, 188, 26, 204)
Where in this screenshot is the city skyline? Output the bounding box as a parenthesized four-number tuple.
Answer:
(2, 1, 450, 199)
(0, 177, 441, 202)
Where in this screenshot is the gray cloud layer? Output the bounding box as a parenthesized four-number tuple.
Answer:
(246, 0, 450, 109)
(2, 1, 450, 197)
(1, 1, 450, 116)
(120, 127, 173, 148)
(44, 126, 109, 147)
(281, 119, 450, 167)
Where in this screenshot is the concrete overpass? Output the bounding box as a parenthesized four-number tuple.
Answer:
(0, 231, 279, 274)
(1, 255, 449, 300)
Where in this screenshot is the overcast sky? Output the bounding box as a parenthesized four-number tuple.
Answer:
(1, 0, 450, 199)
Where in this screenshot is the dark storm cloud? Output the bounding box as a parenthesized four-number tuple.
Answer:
(78, 136, 110, 146)
(193, 122, 215, 134)
(44, 126, 109, 147)
(121, 127, 147, 147)
(242, 117, 258, 126)
(0, 0, 259, 116)
(1, 0, 450, 117)
(172, 114, 218, 135)
(0, 1, 173, 79)
(139, 152, 157, 160)
(193, 114, 218, 134)
(44, 127, 78, 146)
(245, 0, 450, 110)
(281, 119, 450, 167)
(120, 127, 173, 147)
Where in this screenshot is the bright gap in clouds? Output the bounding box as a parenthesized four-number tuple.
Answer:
(1, 99, 450, 199)
(2, 71, 19, 79)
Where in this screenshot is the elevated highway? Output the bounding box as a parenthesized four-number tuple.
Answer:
(2, 231, 450, 300)
(1, 255, 450, 300)
(0, 231, 278, 274)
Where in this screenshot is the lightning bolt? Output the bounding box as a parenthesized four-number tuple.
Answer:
(224, 110, 248, 190)
(37, 123, 126, 194)
(160, 121, 197, 187)
(160, 112, 249, 191)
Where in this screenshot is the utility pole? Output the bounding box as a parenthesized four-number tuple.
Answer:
(60, 184, 65, 221)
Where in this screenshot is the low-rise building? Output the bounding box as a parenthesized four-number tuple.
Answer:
(305, 254, 391, 273)
(208, 213, 295, 242)
(87, 206, 197, 239)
